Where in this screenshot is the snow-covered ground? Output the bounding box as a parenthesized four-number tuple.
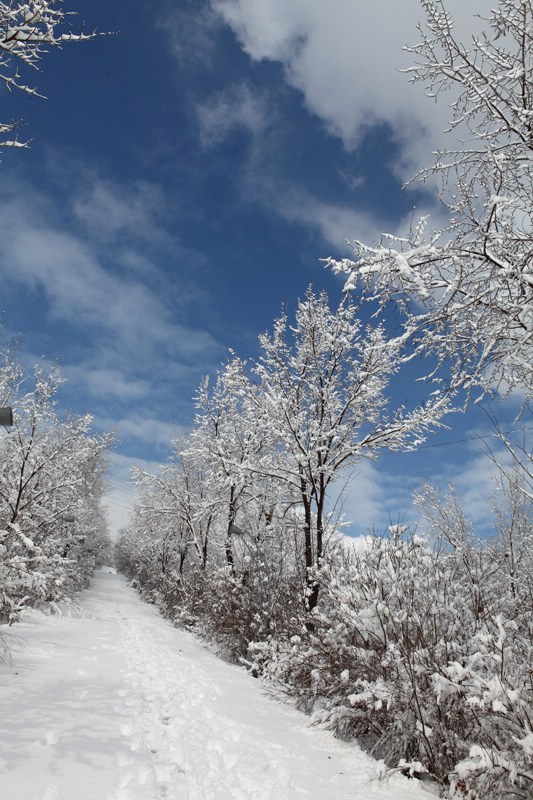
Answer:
(0, 569, 432, 800)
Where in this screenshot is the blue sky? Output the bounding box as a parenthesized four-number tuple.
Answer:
(0, 0, 520, 538)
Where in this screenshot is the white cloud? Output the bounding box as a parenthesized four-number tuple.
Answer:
(275, 190, 383, 251)
(113, 415, 175, 450)
(428, 435, 520, 535)
(451, 453, 501, 530)
(212, 0, 493, 176)
(159, 2, 220, 68)
(330, 432, 516, 542)
(182, 2, 475, 255)
(238, 174, 447, 253)
(95, 411, 191, 455)
(68, 367, 151, 402)
(156, 2, 491, 259)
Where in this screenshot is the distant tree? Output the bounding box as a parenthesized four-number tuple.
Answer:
(187, 356, 282, 571)
(128, 443, 221, 599)
(189, 361, 245, 570)
(120, 477, 192, 599)
(0, 0, 106, 148)
(327, 0, 533, 400)
(132, 451, 212, 577)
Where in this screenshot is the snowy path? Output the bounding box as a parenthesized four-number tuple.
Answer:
(0, 570, 431, 800)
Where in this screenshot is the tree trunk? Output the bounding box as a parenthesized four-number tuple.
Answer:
(300, 470, 318, 613)
(226, 486, 236, 571)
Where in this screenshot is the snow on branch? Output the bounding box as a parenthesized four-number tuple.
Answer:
(327, 0, 533, 401)
(0, 1, 110, 150)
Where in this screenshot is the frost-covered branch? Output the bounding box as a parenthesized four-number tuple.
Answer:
(327, 0, 533, 400)
(0, 1, 107, 148)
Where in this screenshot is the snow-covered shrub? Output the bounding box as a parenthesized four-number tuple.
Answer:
(252, 513, 533, 798)
(415, 481, 533, 798)
(190, 551, 305, 663)
(255, 531, 466, 786)
(437, 616, 533, 800)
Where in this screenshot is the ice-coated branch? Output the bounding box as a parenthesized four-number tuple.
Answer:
(0, 1, 108, 149)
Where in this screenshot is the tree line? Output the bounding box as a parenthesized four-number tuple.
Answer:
(118, 2, 533, 797)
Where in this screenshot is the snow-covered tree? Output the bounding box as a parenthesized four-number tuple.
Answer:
(253, 287, 450, 610)
(157, 441, 215, 574)
(121, 416, 303, 658)
(189, 363, 245, 570)
(117, 481, 189, 608)
(0, 0, 105, 148)
(0, 363, 115, 620)
(187, 356, 287, 571)
(124, 447, 217, 614)
(327, 0, 533, 400)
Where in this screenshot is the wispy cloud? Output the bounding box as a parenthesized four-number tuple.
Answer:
(335, 428, 518, 541)
(0, 168, 225, 450)
(330, 459, 416, 538)
(236, 170, 440, 253)
(273, 190, 381, 252)
(196, 82, 271, 148)
(95, 413, 176, 451)
(72, 178, 170, 246)
(159, 0, 221, 69)
(0, 206, 216, 360)
(67, 367, 152, 402)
